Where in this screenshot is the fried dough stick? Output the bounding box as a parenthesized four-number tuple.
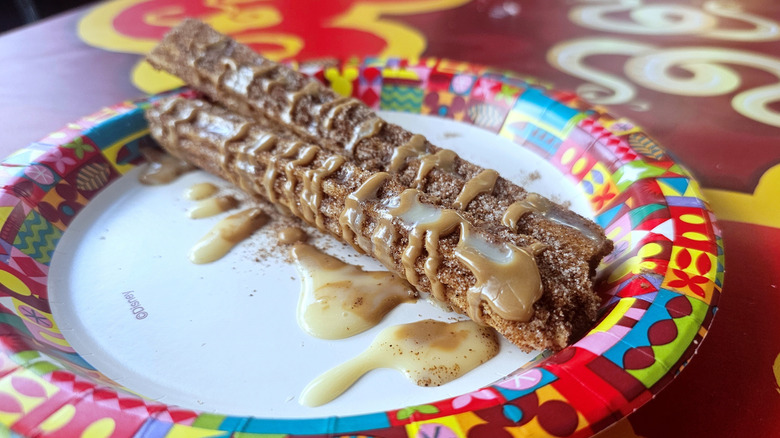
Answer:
(146, 19, 613, 275)
(146, 95, 601, 351)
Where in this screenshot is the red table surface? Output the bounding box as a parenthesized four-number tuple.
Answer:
(1, 1, 779, 436)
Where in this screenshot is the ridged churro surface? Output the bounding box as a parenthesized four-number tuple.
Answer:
(147, 95, 604, 351)
(145, 19, 614, 351)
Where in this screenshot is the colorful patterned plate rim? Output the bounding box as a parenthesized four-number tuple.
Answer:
(0, 57, 722, 438)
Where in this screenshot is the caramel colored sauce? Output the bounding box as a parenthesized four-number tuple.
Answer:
(155, 98, 198, 152)
(300, 155, 346, 229)
(345, 118, 384, 155)
(369, 217, 398, 270)
(236, 133, 278, 160)
(263, 141, 303, 204)
(386, 189, 543, 324)
(389, 134, 427, 172)
(389, 190, 463, 297)
(291, 243, 416, 340)
(339, 172, 390, 253)
(187, 195, 239, 219)
(387, 135, 457, 188)
(138, 147, 195, 185)
(156, 95, 545, 326)
(414, 149, 458, 189)
(299, 319, 499, 407)
(502, 193, 548, 230)
(322, 98, 361, 131)
(453, 169, 498, 210)
(185, 182, 219, 200)
(283, 144, 320, 216)
(288, 81, 322, 121)
(278, 226, 309, 244)
(456, 240, 546, 325)
(189, 208, 269, 264)
(265, 78, 289, 94)
(503, 193, 601, 241)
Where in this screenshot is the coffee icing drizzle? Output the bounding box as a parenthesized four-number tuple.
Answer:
(157, 97, 547, 323)
(180, 40, 602, 241)
(453, 169, 498, 210)
(189, 38, 384, 156)
(503, 193, 602, 241)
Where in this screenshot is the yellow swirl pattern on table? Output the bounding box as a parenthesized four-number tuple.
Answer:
(548, 37, 780, 128)
(569, 0, 780, 41)
(774, 352, 780, 395)
(78, 0, 470, 94)
(701, 163, 780, 229)
(548, 1, 780, 128)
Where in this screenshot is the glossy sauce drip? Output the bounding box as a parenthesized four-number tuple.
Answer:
(291, 243, 415, 340)
(189, 208, 269, 264)
(263, 141, 303, 204)
(282, 145, 320, 215)
(414, 149, 458, 189)
(225, 126, 347, 232)
(216, 58, 238, 86)
(386, 189, 543, 324)
(192, 38, 230, 72)
(187, 195, 239, 219)
(299, 319, 499, 407)
(287, 81, 321, 122)
(213, 117, 253, 184)
(233, 133, 278, 196)
(265, 77, 288, 94)
(195, 40, 288, 116)
(370, 217, 398, 270)
(502, 193, 601, 241)
(299, 155, 346, 228)
(157, 98, 198, 149)
(456, 239, 546, 325)
(138, 147, 195, 185)
(339, 172, 390, 253)
(345, 118, 384, 156)
(278, 226, 308, 244)
(388, 190, 463, 297)
(453, 169, 498, 210)
(237, 133, 278, 163)
(185, 182, 219, 200)
(322, 98, 361, 132)
(389, 134, 427, 172)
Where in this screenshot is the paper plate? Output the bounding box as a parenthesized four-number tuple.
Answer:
(0, 58, 723, 437)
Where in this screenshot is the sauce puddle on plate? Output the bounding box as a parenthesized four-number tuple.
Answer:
(138, 146, 195, 185)
(290, 242, 416, 339)
(190, 207, 269, 264)
(185, 181, 219, 200)
(300, 319, 500, 407)
(140, 168, 506, 410)
(187, 195, 239, 219)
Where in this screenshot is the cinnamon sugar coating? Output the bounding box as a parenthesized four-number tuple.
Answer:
(147, 96, 607, 351)
(145, 19, 614, 351)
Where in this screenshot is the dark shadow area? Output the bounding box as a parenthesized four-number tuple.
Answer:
(2, 0, 95, 33)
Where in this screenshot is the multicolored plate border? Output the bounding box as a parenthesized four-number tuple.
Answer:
(0, 58, 722, 437)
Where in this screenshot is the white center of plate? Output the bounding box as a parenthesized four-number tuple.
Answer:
(48, 112, 591, 418)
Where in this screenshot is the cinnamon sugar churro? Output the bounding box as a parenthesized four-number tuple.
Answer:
(144, 20, 613, 352)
